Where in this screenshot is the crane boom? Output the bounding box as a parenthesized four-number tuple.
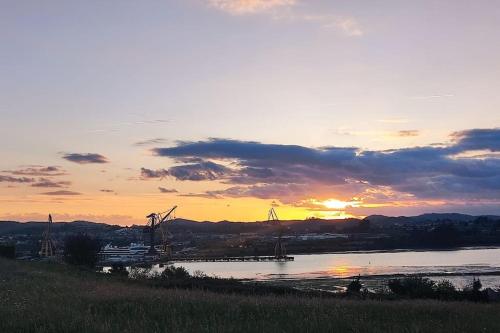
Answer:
(159, 205, 177, 224)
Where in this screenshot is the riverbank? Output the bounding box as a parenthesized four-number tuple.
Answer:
(1, 258, 500, 332)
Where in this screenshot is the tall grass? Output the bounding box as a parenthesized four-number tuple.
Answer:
(0, 258, 499, 333)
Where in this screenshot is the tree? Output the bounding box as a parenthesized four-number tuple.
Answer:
(160, 265, 190, 280)
(347, 275, 362, 294)
(0, 243, 15, 259)
(63, 234, 101, 267)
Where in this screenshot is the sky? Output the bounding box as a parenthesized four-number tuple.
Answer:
(1, 0, 500, 225)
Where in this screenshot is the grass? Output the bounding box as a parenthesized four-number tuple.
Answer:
(1, 258, 499, 332)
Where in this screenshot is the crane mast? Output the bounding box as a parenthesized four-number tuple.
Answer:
(40, 214, 55, 257)
(146, 205, 177, 257)
(268, 208, 286, 259)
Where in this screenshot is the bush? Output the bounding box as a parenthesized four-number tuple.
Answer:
(463, 278, 487, 302)
(347, 276, 362, 294)
(160, 266, 190, 280)
(388, 277, 436, 298)
(0, 244, 15, 259)
(435, 280, 458, 300)
(63, 234, 101, 267)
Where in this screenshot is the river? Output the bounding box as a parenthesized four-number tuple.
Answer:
(160, 247, 500, 290)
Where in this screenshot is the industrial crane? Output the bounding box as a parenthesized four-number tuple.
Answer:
(40, 214, 55, 257)
(145, 205, 177, 256)
(268, 208, 286, 259)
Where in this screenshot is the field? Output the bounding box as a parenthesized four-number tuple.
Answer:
(1, 258, 499, 333)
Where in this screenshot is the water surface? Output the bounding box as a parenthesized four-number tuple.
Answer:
(166, 247, 500, 289)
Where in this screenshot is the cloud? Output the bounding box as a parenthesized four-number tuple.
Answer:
(3, 166, 66, 176)
(100, 189, 115, 193)
(40, 190, 82, 195)
(134, 138, 168, 146)
(206, 0, 363, 36)
(0, 175, 35, 183)
(140, 162, 230, 181)
(158, 187, 178, 193)
(62, 153, 109, 164)
(378, 118, 410, 124)
(31, 178, 71, 188)
(328, 17, 363, 36)
(410, 94, 455, 100)
(88, 119, 170, 134)
(451, 128, 500, 152)
(140, 167, 170, 179)
(208, 0, 294, 15)
(150, 129, 500, 207)
(169, 161, 231, 181)
(397, 130, 420, 137)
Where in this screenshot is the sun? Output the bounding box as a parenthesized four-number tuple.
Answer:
(321, 199, 361, 209)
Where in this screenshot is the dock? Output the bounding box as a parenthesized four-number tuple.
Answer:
(99, 255, 294, 268)
(171, 256, 294, 262)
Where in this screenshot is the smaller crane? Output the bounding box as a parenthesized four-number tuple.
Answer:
(268, 208, 286, 260)
(40, 214, 55, 257)
(146, 206, 177, 256)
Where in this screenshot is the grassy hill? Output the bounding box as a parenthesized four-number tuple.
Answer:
(1, 259, 500, 332)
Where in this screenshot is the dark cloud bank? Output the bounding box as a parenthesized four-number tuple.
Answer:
(143, 129, 500, 207)
(62, 153, 108, 164)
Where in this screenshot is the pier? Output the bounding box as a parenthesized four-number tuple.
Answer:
(170, 255, 294, 262)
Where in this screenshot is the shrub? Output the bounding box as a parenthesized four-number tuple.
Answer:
(463, 278, 487, 302)
(0, 243, 15, 259)
(63, 234, 101, 267)
(347, 275, 362, 294)
(435, 280, 458, 300)
(388, 277, 436, 298)
(160, 266, 190, 280)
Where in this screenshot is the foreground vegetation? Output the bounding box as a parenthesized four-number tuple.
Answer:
(1, 259, 500, 332)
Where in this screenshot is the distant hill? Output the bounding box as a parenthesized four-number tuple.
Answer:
(1, 213, 499, 236)
(0, 220, 121, 236)
(365, 213, 500, 226)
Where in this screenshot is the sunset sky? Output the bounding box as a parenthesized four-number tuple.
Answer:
(1, 1, 500, 225)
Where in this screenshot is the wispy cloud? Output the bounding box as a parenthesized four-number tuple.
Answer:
(208, 0, 295, 15)
(158, 187, 178, 193)
(323, 16, 363, 36)
(31, 178, 71, 188)
(88, 119, 170, 134)
(207, 0, 363, 36)
(377, 118, 410, 124)
(410, 94, 455, 100)
(3, 166, 66, 176)
(62, 153, 109, 164)
(134, 138, 168, 147)
(397, 130, 420, 137)
(40, 190, 82, 196)
(0, 175, 35, 183)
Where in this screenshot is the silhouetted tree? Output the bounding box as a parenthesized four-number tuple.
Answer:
(435, 280, 458, 300)
(160, 265, 190, 279)
(464, 278, 485, 302)
(388, 277, 435, 298)
(347, 275, 362, 294)
(0, 243, 15, 259)
(63, 234, 101, 267)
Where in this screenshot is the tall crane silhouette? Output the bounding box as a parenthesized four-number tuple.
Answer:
(145, 206, 177, 256)
(40, 214, 55, 257)
(268, 208, 286, 259)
